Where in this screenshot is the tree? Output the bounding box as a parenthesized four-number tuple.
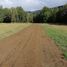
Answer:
(15, 7, 27, 22)
(0, 6, 3, 22)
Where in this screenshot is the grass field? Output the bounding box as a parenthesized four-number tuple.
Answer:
(0, 23, 30, 39)
(43, 24, 67, 59)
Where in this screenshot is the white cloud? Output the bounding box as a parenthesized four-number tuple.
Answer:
(44, 0, 67, 7)
(0, 0, 13, 7)
(0, 0, 67, 11)
(21, 0, 45, 11)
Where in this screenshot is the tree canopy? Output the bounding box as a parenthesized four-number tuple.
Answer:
(0, 4, 67, 24)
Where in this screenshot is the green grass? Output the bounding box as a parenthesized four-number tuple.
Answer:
(43, 24, 67, 59)
(0, 23, 31, 39)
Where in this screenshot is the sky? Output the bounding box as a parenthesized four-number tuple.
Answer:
(0, 0, 67, 11)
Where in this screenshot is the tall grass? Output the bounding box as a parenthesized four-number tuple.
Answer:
(0, 23, 31, 39)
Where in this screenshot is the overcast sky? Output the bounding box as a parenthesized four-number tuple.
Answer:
(0, 0, 67, 11)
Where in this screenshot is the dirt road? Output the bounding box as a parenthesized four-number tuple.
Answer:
(0, 24, 67, 67)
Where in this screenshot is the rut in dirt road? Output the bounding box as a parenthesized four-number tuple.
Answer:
(0, 24, 67, 67)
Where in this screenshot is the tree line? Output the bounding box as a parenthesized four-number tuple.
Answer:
(0, 6, 27, 23)
(34, 4, 67, 24)
(0, 4, 67, 24)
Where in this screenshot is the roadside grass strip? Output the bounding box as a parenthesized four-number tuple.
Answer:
(43, 24, 67, 59)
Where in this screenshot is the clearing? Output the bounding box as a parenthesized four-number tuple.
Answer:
(0, 24, 67, 67)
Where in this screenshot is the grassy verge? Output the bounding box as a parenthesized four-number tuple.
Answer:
(43, 24, 67, 59)
(0, 23, 31, 39)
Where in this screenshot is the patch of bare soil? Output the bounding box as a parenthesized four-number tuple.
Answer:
(0, 24, 67, 67)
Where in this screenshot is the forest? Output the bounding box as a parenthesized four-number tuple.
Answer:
(0, 4, 67, 24)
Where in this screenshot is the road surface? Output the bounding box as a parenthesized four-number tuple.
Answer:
(0, 24, 67, 67)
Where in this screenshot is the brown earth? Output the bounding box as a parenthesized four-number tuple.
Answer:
(0, 24, 67, 67)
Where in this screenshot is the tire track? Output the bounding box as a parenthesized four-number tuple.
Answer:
(0, 24, 67, 67)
